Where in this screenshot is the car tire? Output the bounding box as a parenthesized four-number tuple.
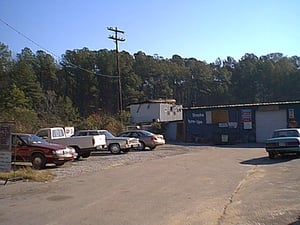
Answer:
(31, 153, 46, 170)
(82, 151, 91, 158)
(73, 146, 81, 160)
(149, 146, 156, 151)
(109, 143, 121, 154)
(268, 152, 275, 159)
(138, 141, 145, 151)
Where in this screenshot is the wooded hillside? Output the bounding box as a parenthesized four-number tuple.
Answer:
(1, 42, 299, 132)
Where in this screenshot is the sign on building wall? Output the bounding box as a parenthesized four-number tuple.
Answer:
(241, 109, 252, 129)
(288, 109, 297, 127)
(206, 110, 229, 124)
(0, 125, 12, 172)
(187, 112, 205, 125)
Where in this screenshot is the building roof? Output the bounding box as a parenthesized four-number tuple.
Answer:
(130, 99, 177, 105)
(185, 101, 300, 110)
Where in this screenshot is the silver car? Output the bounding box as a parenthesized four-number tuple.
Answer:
(118, 130, 165, 151)
(74, 130, 140, 154)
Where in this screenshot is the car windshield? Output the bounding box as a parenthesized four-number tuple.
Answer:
(141, 130, 155, 136)
(99, 130, 115, 139)
(19, 134, 48, 144)
(272, 130, 300, 138)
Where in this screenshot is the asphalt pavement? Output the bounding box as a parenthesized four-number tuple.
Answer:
(0, 144, 299, 225)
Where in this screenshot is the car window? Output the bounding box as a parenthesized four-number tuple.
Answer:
(52, 129, 64, 138)
(273, 130, 299, 138)
(99, 130, 115, 139)
(12, 135, 22, 145)
(130, 132, 139, 138)
(141, 130, 154, 136)
(28, 135, 47, 144)
(119, 133, 129, 137)
(88, 131, 100, 135)
(36, 129, 48, 139)
(77, 131, 88, 136)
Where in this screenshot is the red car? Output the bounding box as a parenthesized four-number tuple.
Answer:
(11, 133, 77, 169)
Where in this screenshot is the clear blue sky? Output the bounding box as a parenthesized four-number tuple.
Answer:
(1, 0, 299, 63)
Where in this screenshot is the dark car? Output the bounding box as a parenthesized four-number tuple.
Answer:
(265, 128, 300, 159)
(118, 130, 165, 151)
(11, 133, 77, 169)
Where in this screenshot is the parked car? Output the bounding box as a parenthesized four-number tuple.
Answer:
(73, 130, 140, 154)
(118, 130, 165, 150)
(11, 133, 77, 169)
(265, 128, 300, 159)
(35, 127, 106, 159)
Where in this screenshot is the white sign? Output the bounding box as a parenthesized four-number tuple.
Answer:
(0, 125, 11, 172)
(64, 127, 74, 137)
(0, 150, 11, 172)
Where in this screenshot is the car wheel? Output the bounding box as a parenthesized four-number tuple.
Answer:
(73, 146, 81, 160)
(109, 143, 121, 154)
(31, 153, 46, 170)
(268, 152, 275, 159)
(149, 146, 156, 151)
(138, 141, 145, 151)
(82, 151, 91, 158)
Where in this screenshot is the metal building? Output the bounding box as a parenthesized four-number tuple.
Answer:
(183, 101, 300, 144)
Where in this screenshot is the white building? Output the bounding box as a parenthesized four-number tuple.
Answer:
(129, 99, 183, 123)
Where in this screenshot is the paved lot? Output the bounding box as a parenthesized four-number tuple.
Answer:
(1, 144, 300, 225)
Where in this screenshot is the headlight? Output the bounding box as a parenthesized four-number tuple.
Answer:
(54, 149, 65, 155)
(54, 147, 74, 156)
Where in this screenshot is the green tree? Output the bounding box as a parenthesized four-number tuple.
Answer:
(0, 43, 13, 103)
(35, 50, 59, 91)
(61, 48, 100, 116)
(231, 53, 260, 103)
(12, 48, 44, 110)
(119, 51, 143, 105)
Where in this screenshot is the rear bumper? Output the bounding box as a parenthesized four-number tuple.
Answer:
(126, 143, 140, 149)
(266, 146, 300, 153)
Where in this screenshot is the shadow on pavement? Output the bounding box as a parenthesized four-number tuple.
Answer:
(240, 155, 298, 165)
(168, 142, 265, 149)
(288, 216, 300, 225)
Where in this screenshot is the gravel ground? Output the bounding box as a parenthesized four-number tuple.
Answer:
(51, 144, 197, 181)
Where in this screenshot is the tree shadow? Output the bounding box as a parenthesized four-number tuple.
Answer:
(240, 155, 298, 165)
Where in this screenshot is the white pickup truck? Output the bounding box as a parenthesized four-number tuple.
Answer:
(35, 127, 106, 159)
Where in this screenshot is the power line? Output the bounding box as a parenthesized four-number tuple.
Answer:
(0, 17, 60, 59)
(0, 17, 118, 79)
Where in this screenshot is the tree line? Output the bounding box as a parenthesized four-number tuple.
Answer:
(0, 42, 299, 133)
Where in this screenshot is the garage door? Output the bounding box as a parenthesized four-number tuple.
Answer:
(256, 110, 287, 143)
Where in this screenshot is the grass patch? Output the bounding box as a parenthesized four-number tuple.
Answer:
(0, 167, 55, 182)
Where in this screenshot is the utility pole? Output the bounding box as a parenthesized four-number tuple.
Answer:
(107, 27, 125, 117)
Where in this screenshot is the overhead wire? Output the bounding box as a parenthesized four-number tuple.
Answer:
(0, 17, 119, 78)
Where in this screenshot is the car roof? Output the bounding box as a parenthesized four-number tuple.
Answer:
(77, 130, 106, 132)
(274, 128, 300, 132)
